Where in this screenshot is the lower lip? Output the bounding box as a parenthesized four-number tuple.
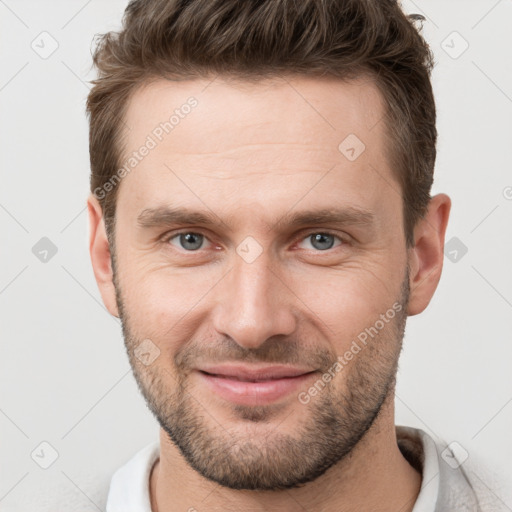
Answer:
(196, 370, 318, 406)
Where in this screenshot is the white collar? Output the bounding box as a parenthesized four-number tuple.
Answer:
(106, 440, 159, 512)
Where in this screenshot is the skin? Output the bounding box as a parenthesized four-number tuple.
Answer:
(88, 74, 451, 511)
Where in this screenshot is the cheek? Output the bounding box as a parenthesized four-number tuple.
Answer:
(289, 266, 402, 346)
(119, 263, 218, 338)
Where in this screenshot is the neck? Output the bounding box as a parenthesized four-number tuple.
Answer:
(150, 397, 422, 512)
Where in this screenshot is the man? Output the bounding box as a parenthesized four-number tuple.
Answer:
(85, 0, 489, 510)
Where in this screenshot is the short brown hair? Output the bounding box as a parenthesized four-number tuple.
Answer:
(86, 0, 436, 247)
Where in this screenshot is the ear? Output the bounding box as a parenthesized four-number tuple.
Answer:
(407, 193, 451, 316)
(87, 194, 119, 317)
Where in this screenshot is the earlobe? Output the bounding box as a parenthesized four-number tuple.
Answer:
(87, 194, 119, 317)
(406, 193, 451, 316)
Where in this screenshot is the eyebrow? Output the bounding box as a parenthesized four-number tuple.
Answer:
(137, 207, 233, 229)
(136, 206, 375, 231)
(272, 207, 375, 231)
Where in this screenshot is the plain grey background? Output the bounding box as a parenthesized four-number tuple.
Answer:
(1, 0, 511, 509)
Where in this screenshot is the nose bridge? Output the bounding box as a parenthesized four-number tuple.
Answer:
(212, 242, 296, 349)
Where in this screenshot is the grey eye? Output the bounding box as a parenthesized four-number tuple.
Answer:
(311, 233, 335, 250)
(299, 233, 342, 251)
(169, 232, 206, 251)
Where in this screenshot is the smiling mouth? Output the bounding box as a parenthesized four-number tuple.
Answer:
(195, 367, 319, 406)
(198, 370, 316, 383)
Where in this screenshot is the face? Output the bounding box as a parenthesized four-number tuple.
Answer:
(108, 75, 412, 490)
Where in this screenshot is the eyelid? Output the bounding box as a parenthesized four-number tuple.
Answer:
(162, 229, 216, 250)
(294, 229, 349, 242)
(292, 230, 348, 251)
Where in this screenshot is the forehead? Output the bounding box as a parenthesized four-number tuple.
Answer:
(123, 74, 387, 153)
(117, 74, 398, 228)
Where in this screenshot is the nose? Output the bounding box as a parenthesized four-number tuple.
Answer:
(211, 247, 297, 350)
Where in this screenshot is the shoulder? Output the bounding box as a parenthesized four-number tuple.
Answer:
(396, 425, 510, 512)
(8, 443, 160, 512)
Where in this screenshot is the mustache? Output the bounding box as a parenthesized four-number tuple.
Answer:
(174, 336, 336, 374)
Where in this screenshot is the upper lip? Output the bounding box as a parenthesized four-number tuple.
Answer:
(197, 364, 316, 381)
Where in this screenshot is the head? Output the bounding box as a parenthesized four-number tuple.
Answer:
(87, 0, 450, 491)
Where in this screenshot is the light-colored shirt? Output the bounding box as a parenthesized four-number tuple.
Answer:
(105, 425, 496, 511)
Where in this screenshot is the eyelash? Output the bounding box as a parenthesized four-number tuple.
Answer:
(161, 230, 348, 253)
